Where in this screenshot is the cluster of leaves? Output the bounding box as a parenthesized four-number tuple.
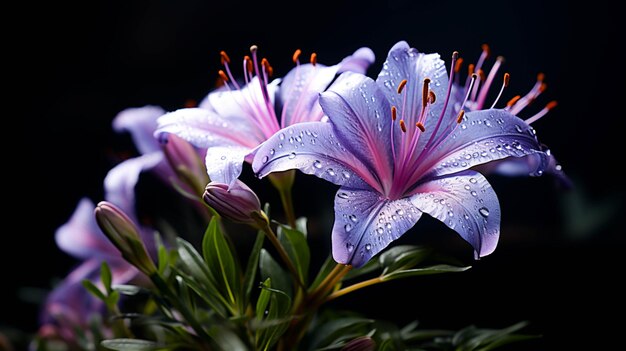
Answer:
(38, 204, 537, 351)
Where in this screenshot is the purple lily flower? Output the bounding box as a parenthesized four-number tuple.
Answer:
(154, 45, 375, 187)
(449, 45, 570, 187)
(253, 41, 555, 267)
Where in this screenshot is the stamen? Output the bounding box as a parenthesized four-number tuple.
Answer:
(416, 122, 425, 132)
(397, 79, 408, 94)
(461, 73, 477, 109)
(261, 58, 273, 77)
(218, 70, 229, 82)
(537, 72, 545, 82)
(506, 95, 521, 108)
(184, 99, 197, 108)
(468, 63, 475, 75)
(292, 49, 302, 63)
(489, 72, 510, 109)
(455, 57, 463, 73)
(220, 50, 231, 65)
(391, 106, 397, 121)
(456, 110, 465, 124)
(475, 44, 490, 72)
(244, 55, 253, 73)
(525, 101, 557, 124)
(428, 90, 436, 104)
(250, 45, 258, 53)
(310, 53, 317, 66)
(422, 78, 431, 108)
(399, 120, 407, 132)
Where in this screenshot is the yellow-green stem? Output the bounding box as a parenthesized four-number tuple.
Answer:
(260, 222, 305, 289)
(325, 276, 384, 302)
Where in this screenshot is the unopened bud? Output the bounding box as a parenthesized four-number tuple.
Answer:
(94, 202, 157, 275)
(203, 180, 265, 228)
(160, 133, 209, 195)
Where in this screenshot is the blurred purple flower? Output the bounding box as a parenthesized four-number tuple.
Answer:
(449, 45, 570, 187)
(39, 106, 167, 341)
(253, 41, 556, 267)
(155, 45, 375, 187)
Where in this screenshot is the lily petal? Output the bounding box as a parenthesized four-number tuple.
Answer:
(155, 107, 261, 149)
(280, 47, 376, 128)
(411, 171, 501, 258)
(113, 105, 165, 155)
(103, 152, 165, 217)
(55, 198, 119, 260)
(252, 122, 372, 190)
(320, 72, 395, 191)
(376, 40, 453, 150)
(332, 187, 422, 268)
(204, 145, 251, 187)
(415, 109, 548, 181)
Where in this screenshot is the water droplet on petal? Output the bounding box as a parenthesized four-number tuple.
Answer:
(313, 160, 322, 169)
(288, 152, 296, 159)
(376, 227, 384, 234)
(262, 156, 269, 163)
(279, 133, 285, 140)
(479, 207, 490, 217)
(515, 124, 524, 133)
(448, 211, 454, 217)
(346, 242, 354, 251)
(327, 168, 336, 176)
(338, 192, 349, 199)
(269, 148, 275, 155)
(464, 185, 471, 191)
(395, 209, 404, 215)
(342, 171, 351, 179)
(345, 224, 353, 233)
(365, 243, 372, 251)
(471, 191, 478, 197)
(348, 214, 358, 222)
(220, 155, 227, 160)
(469, 178, 477, 184)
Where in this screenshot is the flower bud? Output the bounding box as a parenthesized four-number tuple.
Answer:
(161, 133, 209, 195)
(94, 201, 157, 276)
(203, 180, 266, 228)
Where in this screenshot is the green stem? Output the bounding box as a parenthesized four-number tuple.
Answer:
(325, 276, 384, 302)
(259, 222, 305, 290)
(278, 185, 296, 229)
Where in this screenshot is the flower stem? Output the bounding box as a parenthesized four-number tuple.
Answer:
(268, 170, 296, 228)
(260, 222, 305, 289)
(325, 276, 384, 302)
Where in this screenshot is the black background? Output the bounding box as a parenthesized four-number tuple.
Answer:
(7, 0, 624, 350)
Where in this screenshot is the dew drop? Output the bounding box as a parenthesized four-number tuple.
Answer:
(338, 192, 349, 199)
(348, 214, 358, 222)
(279, 133, 285, 140)
(346, 242, 354, 251)
(385, 222, 392, 229)
(342, 171, 351, 179)
(447, 211, 454, 217)
(313, 160, 322, 169)
(469, 178, 477, 184)
(278, 143, 283, 148)
(376, 227, 384, 234)
(395, 209, 404, 215)
(220, 155, 227, 160)
(365, 243, 372, 251)
(478, 207, 490, 217)
(269, 148, 275, 155)
(461, 124, 467, 130)
(327, 168, 336, 176)
(288, 152, 296, 159)
(262, 156, 269, 163)
(481, 151, 488, 157)
(471, 191, 478, 197)
(345, 224, 353, 233)
(464, 154, 472, 160)
(515, 124, 524, 133)
(464, 185, 471, 190)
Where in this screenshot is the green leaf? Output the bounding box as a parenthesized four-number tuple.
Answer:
(105, 290, 120, 306)
(259, 249, 292, 298)
(381, 265, 471, 281)
(310, 255, 337, 290)
(202, 217, 241, 309)
(81, 280, 106, 301)
(112, 284, 145, 296)
(306, 317, 374, 351)
(295, 217, 308, 236)
(100, 261, 113, 295)
(176, 237, 215, 285)
(157, 243, 169, 275)
(101, 338, 164, 350)
(244, 231, 265, 307)
(207, 326, 248, 351)
(345, 245, 432, 281)
(277, 224, 311, 284)
(255, 278, 272, 320)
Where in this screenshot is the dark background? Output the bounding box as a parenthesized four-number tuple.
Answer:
(7, 0, 624, 349)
